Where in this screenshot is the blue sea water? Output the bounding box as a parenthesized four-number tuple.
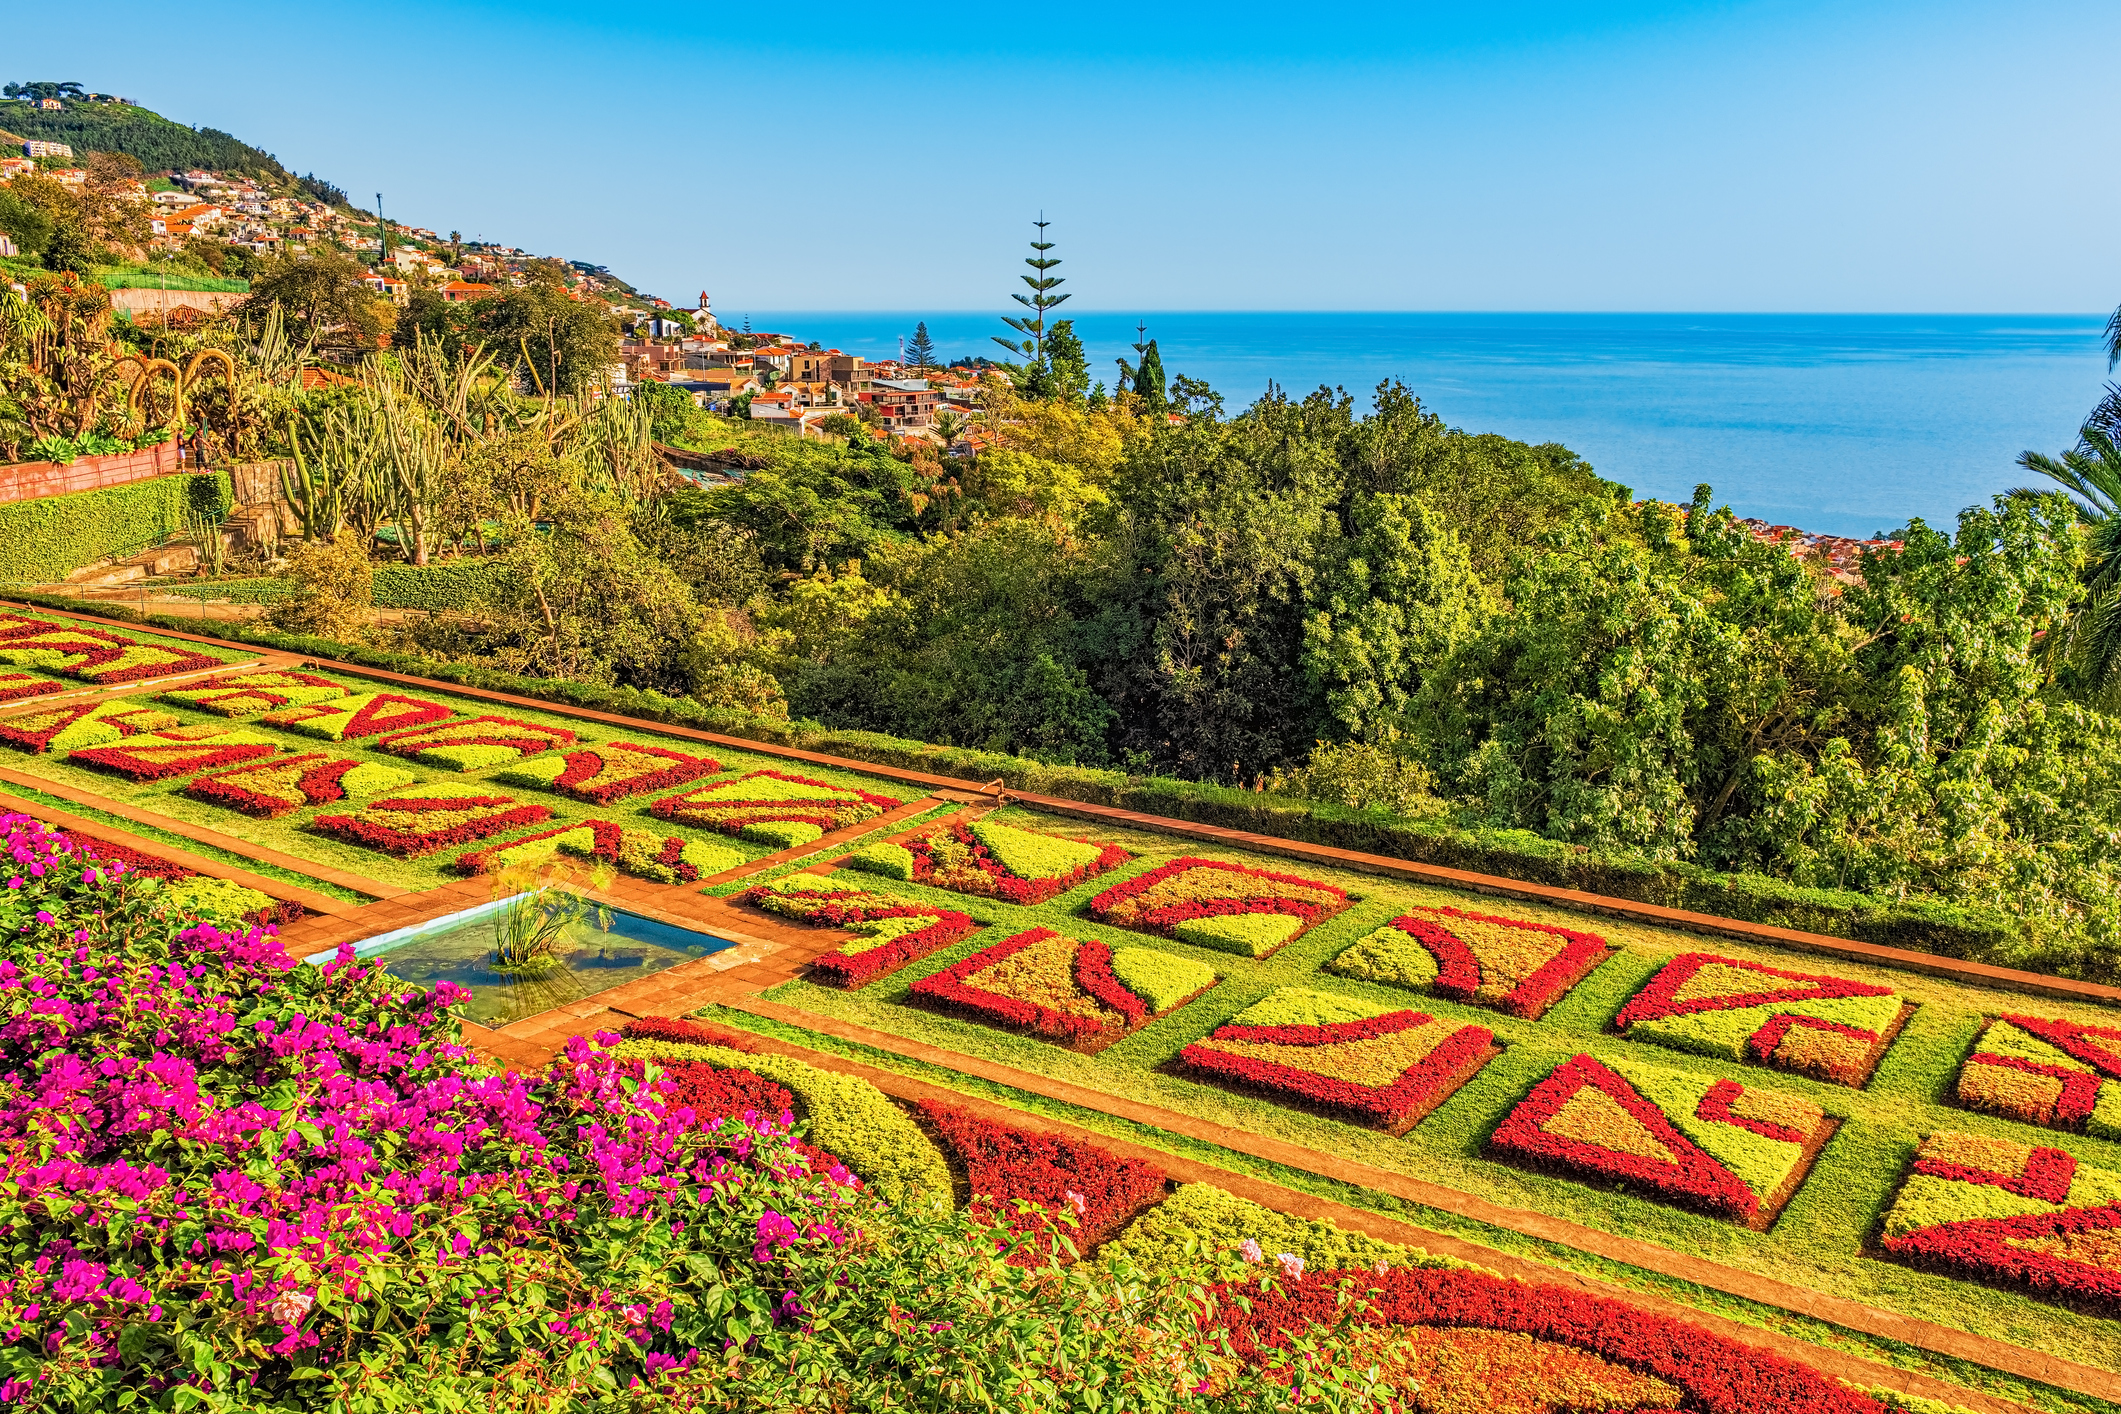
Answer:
(740, 311, 2113, 539)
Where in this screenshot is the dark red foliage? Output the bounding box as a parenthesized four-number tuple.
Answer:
(1884, 1203, 2121, 1305)
(621, 1015, 764, 1053)
(1178, 1012, 1496, 1128)
(735, 887, 978, 989)
(905, 821, 1132, 905)
(1086, 856, 1348, 938)
(658, 1062, 852, 1182)
(67, 739, 281, 782)
(1913, 1143, 2077, 1202)
(1214, 1267, 1885, 1414)
(910, 927, 1142, 1041)
(1615, 952, 1894, 1028)
(311, 795, 553, 858)
(1389, 908, 1611, 1018)
(452, 819, 623, 875)
(916, 1098, 1165, 1264)
(550, 743, 720, 804)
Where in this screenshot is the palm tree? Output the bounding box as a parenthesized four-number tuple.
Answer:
(2091, 304, 2121, 441)
(2019, 422, 2121, 695)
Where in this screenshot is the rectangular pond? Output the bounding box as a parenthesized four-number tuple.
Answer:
(311, 895, 739, 1026)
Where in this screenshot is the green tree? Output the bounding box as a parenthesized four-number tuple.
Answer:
(240, 247, 392, 356)
(1044, 319, 1089, 405)
(469, 266, 620, 396)
(906, 320, 937, 370)
(994, 217, 1068, 381)
(0, 188, 54, 259)
(2018, 427, 2121, 696)
(1134, 337, 1167, 414)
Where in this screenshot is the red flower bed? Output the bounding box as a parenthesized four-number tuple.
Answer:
(184, 753, 370, 818)
(547, 743, 721, 804)
(1884, 1204, 2121, 1306)
(1389, 908, 1611, 1018)
(1085, 856, 1348, 936)
(68, 737, 281, 782)
(737, 884, 980, 989)
(1213, 1266, 1883, 1414)
(915, 1099, 1165, 1264)
(311, 794, 553, 858)
(377, 714, 579, 761)
(453, 819, 623, 875)
(658, 1062, 853, 1180)
(1487, 1055, 1761, 1220)
(0, 619, 223, 682)
(910, 927, 1147, 1042)
(1615, 952, 1895, 1027)
(621, 1014, 763, 1053)
(1912, 1140, 2078, 1202)
(904, 820, 1133, 905)
(0, 673, 61, 705)
(1178, 1011, 1496, 1129)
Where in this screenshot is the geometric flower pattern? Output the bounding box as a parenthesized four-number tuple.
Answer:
(1488, 1053, 1833, 1226)
(1085, 857, 1350, 958)
(1879, 1130, 2121, 1309)
(494, 741, 720, 804)
(184, 753, 413, 818)
(1177, 989, 1497, 1134)
(262, 691, 454, 742)
(1955, 1015, 2121, 1139)
(161, 669, 348, 716)
(1614, 953, 1909, 1088)
(1329, 906, 1612, 1020)
(375, 714, 578, 770)
(0, 672, 63, 705)
(0, 617, 221, 683)
(0, 698, 178, 754)
(66, 728, 283, 782)
(651, 769, 901, 843)
(912, 926, 1212, 1051)
(740, 877, 980, 989)
(308, 785, 552, 857)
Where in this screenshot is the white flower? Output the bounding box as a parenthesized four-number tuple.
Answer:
(268, 1290, 314, 1325)
(1277, 1253, 1305, 1279)
(1064, 1190, 1088, 1217)
(1238, 1238, 1263, 1263)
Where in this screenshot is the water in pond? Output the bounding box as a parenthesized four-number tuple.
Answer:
(322, 898, 739, 1027)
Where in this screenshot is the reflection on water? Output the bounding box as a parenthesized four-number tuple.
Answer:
(374, 909, 736, 1026)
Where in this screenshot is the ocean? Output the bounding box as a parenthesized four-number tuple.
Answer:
(739, 311, 2114, 539)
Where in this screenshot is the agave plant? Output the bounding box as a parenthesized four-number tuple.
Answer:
(487, 859, 613, 973)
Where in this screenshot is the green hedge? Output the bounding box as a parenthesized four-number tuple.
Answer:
(7, 594, 2042, 976)
(0, 473, 233, 587)
(155, 561, 511, 612)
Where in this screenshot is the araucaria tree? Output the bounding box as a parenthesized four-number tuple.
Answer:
(994, 217, 1068, 398)
(906, 321, 938, 370)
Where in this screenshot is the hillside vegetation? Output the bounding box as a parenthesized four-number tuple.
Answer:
(0, 97, 289, 180)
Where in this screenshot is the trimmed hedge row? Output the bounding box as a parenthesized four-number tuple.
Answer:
(13, 595, 2035, 972)
(0, 472, 233, 587)
(158, 560, 512, 612)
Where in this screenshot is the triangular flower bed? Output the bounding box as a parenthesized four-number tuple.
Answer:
(309, 784, 552, 858)
(262, 691, 454, 742)
(185, 753, 416, 818)
(1879, 1130, 2121, 1308)
(1176, 987, 1497, 1135)
(1084, 857, 1351, 958)
(0, 672, 63, 705)
(852, 816, 1132, 905)
(1613, 952, 1911, 1087)
(914, 1097, 1166, 1264)
(1488, 1053, 1836, 1227)
(1955, 1014, 2121, 1136)
(912, 926, 1218, 1051)
(0, 699, 178, 754)
(68, 726, 282, 782)
(496, 740, 720, 804)
(739, 876, 980, 988)
(0, 619, 221, 683)
(1329, 906, 1613, 1020)
(454, 819, 743, 883)
(162, 669, 348, 717)
(651, 769, 901, 848)
(377, 714, 579, 772)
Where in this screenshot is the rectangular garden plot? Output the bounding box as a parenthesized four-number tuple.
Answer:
(495, 741, 720, 803)
(848, 815, 1131, 905)
(912, 926, 1218, 1052)
(0, 699, 178, 754)
(455, 818, 742, 883)
(377, 714, 578, 771)
(1614, 952, 1913, 1088)
(0, 617, 222, 683)
(0, 672, 63, 704)
(162, 669, 347, 717)
(1878, 1130, 2121, 1310)
(68, 724, 283, 782)
(186, 753, 416, 818)
(1084, 857, 1350, 958)
(262, 691, 453, 742)
(1955, 1015, 2121, 1137)
(1175, 986, 1497, 1135)
(1329, 906, 1613, 1021)
(309, 784, 552, 857)
(1488, 1053, 1836, 1228)
(740, 876, 979, 987)
(652, 769, 900, 850)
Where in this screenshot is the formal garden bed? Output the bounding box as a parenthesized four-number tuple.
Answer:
(738, 875, 980, 987)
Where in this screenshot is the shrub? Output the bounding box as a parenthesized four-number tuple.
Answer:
(268, 529, 375, 641)
(0, 471, 231, 586)
(847, 840, 916, 880)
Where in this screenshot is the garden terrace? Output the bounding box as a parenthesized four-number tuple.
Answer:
(3, 604, 2120, 1413)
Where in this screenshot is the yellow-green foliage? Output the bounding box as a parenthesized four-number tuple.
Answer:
(0, 472, 231, 585)
(1170, 912, 1304, 957)
(1228, 987, 1397, 1028)
(1099, 1183, 1481, 1278)
(1108, 947, 1216, 1013)
(157, 876, 272, 925)
(1328, 923, 1440, 990)
(608, 1039, 950, 1203)
(847, 841, 915, 880)
(967, 819, 1102, 880)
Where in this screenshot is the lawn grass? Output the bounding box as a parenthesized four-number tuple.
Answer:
(0, 661, 936, 898)
(741, 804, 2121, 1380)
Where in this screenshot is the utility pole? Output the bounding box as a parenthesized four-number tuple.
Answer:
(375, 193, 388, 268)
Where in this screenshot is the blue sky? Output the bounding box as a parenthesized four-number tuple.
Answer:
(12, 0, 2118, 311)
